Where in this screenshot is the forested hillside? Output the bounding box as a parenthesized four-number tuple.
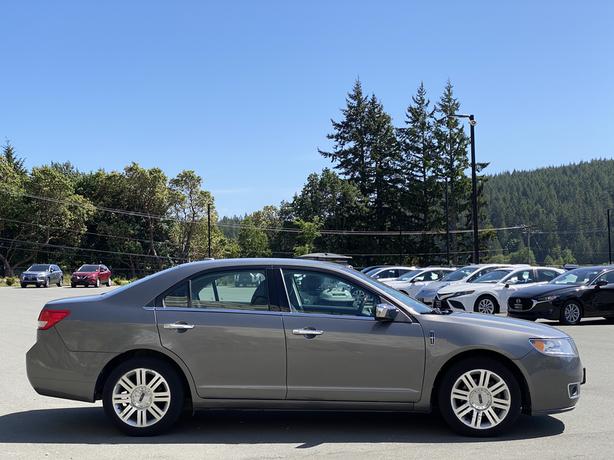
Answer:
(485, 159, 614, 265)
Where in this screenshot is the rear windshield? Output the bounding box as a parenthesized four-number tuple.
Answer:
(77, 265, 99, 272)
(27, 264, 50, 271)
(442, 266, 478, 282)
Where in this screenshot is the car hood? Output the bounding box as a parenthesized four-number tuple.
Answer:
(385, 280, 410, 288)
(21, 271, 47, 276)
(417, 280, 456, 294)
(424, 311, 569, 339)
(72, 271, 98, 276)
(509, 283, 587, 298)
(438, 281, 489, 295)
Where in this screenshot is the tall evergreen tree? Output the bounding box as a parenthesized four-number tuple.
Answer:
(2, 140, 26, 175)
(397, 82, 439, 261)
(319, 79, 371, 196)
(434, 81, 471, 262)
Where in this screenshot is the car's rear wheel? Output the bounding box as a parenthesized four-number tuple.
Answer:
(57, 277, 62, 287)
(20, 283, 27, 288)
(71, 283, 76, 288)
(107, 278, 112, 287)
(95, 278, 100, 288)
(438, 357, 521, 436)
(560, 301, 582, 325)
(103, 358, 184, 436)
(474, 295, 498, 314)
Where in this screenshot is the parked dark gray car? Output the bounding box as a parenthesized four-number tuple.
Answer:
(26, 258, 584, 437)
(20, 264, 63, 288)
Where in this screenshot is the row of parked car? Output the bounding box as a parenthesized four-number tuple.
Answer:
(363, 263, 614, 325)
(19, 263, 113, 288)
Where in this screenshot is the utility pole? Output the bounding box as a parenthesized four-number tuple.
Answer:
(207, 202, 212, 258)
(468, 115, 479, 264)
(608, 208, 612, 265)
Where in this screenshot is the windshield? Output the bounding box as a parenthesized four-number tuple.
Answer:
(398, 270, 423, 281)
(473, 269, 513, 284)
(550, 268, 602, 286)
(349, 269, 433, 313)
(27, 264, 50, 272)
(77, 265, 99, 272)
(441, 266, 478, 282)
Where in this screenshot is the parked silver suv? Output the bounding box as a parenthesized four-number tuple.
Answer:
(20, 264, 63, 288)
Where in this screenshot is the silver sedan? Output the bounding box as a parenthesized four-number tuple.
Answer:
(26, 258, 584, 437)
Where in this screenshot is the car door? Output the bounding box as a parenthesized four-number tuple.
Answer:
(155, 267, 287, 400)
(281, 268, 425, 402)
(590, 270, 614, 316)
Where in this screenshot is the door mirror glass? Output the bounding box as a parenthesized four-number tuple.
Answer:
(375, 303, 398, 321)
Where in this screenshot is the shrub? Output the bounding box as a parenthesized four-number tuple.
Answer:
(5, 277, 17, 286)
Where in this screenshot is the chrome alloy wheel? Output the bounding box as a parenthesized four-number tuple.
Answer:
(564, 303, 581, 324)
(477, 298, 495, 314)
(112, 368, 171, 428)
(450, 369, 511, 430)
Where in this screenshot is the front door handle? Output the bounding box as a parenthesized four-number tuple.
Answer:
(163, 322, 195, 330)
(292, 328, 324, 336)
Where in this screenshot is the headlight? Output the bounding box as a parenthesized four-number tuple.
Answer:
(537, 295, 559, 302)
(530, 338, 578, 357)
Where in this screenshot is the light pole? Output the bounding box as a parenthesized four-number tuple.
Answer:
(447, 113, 479, 264)
(608, 208, 612, 265)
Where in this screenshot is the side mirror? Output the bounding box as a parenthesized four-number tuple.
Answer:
(375, 303, 398, 322)
(410, 279, 416, 283)
(595, 280, 608, 288)
(504, 283, 510, 288)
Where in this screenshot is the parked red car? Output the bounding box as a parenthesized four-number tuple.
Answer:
(71, 264, 112, 288)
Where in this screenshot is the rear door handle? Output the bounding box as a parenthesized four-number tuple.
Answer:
(292, 328, 324, 336)
(163, 323, 195, 330)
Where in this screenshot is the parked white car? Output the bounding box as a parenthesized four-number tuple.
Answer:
(434, 266, 565, 314)
(383, 267, 456, 298)
(364, 266, 417, 283)
(414, 264, 520, 306)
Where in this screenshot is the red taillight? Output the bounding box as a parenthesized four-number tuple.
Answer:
(37, 309, 70, 330)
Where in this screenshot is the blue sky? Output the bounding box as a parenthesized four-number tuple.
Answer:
(2, 1, 613, 216)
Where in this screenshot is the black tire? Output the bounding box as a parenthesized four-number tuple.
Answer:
(438, 357, 521, 437)
(474, 295, 499, 314)
(560, 301, 582, 325)
(43, 278, 49, 288)
(71, 283, 76, 288)
(57, 278, 62, 287)
(95, 278, 100, 288)
(20, 283, 27, 288)
(102, 357, 185, 436)
(106, 278, 112, 287)
(604, 317, 614, 323)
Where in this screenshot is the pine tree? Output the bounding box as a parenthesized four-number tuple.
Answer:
(434, 81, 471, 262)
(319, 79, 371, 196)
(2, 140, 26, 175)
(397, 82, 439, 261)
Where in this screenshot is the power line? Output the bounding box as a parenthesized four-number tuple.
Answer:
(0, 237, 188, 260)
(0, 217, 171, 245)
(0, 187, 526, 236)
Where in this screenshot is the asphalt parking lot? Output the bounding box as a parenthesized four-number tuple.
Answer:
(1, 287, 613, 459)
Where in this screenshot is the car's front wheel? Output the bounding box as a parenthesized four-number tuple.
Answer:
(103, 358, 184, 436)
(438, 357, 521, 436)
(560, 301, 582, 325)
(474, 295, 498, 314)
